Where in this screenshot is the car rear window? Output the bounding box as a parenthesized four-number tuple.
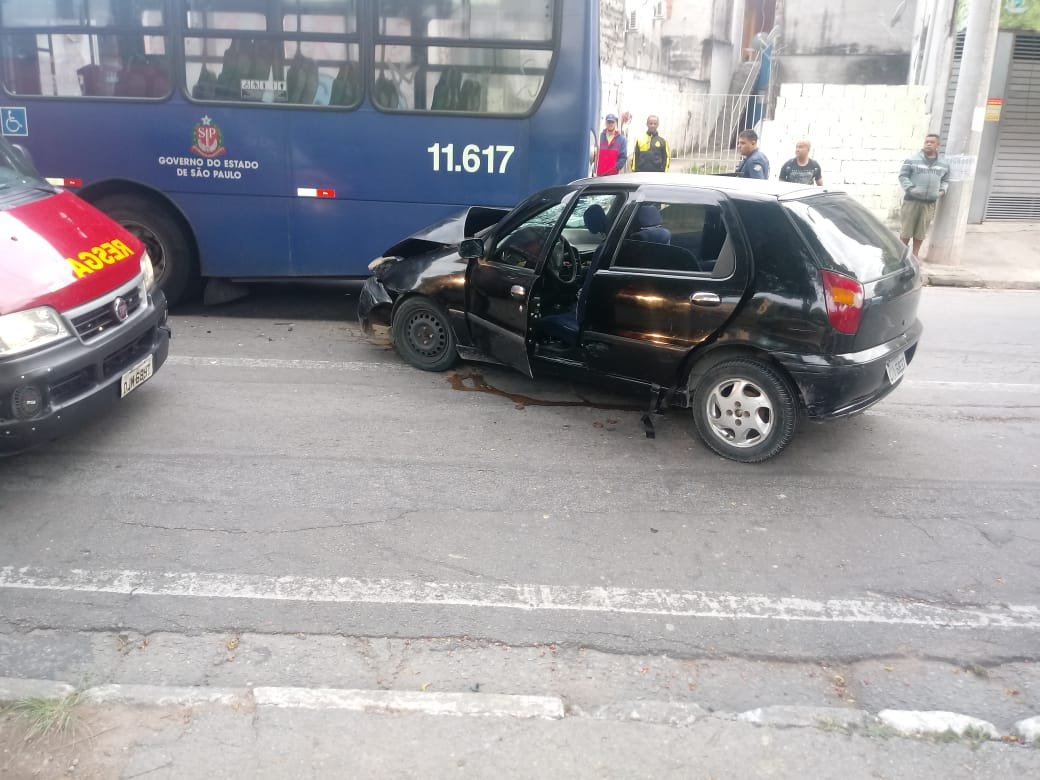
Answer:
(783, 193, 909, 282)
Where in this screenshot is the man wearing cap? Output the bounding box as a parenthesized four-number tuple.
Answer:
(595, 113, 627, 176)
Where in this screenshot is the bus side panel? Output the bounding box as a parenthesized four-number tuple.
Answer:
(291, 199, 468, 276)
(175, 193, 292, 277)
(286, 108, 531, 273)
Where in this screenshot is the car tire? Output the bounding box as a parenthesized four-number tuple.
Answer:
(691, 358, 797, 463)
(392, 297, 458, 372)
(93, 195, 196, 306)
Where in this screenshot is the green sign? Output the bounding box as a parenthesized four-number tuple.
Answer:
(956, 0, 1040, 32)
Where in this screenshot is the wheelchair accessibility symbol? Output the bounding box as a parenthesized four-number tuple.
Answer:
(1, 107, 28, 137)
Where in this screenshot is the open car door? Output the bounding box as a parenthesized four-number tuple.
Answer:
(464, 189, 572, 378)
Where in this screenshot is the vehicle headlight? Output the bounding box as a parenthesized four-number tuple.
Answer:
(0, 307, 71, 357)
(368, 256, 401, 277)
(140, 251, 156, 290)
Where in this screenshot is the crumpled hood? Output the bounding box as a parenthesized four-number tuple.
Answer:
(379, 206, 508, 259)
(0, 190, 143, 315)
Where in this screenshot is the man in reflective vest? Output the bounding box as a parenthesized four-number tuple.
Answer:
(631, 115, 670, 172)
(595, 113, 628, 176)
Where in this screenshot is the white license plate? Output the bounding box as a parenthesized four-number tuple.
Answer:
(120, 354, 154, 397)
(885, 352, 907, 384)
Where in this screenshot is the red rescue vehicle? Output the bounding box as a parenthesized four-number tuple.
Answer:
(0, 139, 170, 454)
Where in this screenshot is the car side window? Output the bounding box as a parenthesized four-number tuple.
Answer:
(612, 202, 731, 276)
(491, 201, 566, 269)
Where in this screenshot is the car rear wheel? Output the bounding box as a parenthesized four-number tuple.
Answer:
(691, 359, 797, 463)
(392, 297, 458, 372)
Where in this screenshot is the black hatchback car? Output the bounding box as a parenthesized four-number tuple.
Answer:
(358, 174, 922, 462)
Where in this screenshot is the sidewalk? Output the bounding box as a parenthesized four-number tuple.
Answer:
(922, 223, 1040, 290)
(2, 680, 1039, 779)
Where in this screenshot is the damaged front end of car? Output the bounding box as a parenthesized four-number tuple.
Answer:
(357, 205, 508, 335)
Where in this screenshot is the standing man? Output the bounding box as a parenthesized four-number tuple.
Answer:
(631, 115, 670, 172)
(898, 133, 950, 258)
(595, 113, 627, 176)
(735, 130, 769, 179)
(779, 140, 823, 185)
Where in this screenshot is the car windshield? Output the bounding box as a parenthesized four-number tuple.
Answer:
(0, 138, 47, 191)
(783, 193, 909, 282)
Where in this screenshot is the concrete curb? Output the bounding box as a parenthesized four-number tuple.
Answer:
(253, 686, 565, 720)
(737, 705, 870, 730)
(82, 684, 251, 708)
(878, 709, 1000, 740)
(1, 677, 1038, 745)
(1017, 716, 1040, 744)
(0, 677, 75, 702)
(922, 266, 1040, 291)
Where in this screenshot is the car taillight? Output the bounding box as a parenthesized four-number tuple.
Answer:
(821, 270, 864, 335)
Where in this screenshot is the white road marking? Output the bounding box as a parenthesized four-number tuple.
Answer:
(1, 566, 1038, 631)
(167, 356, 405, 372)
(903, 380, 1040, 393)
(166, 357, 1040, 394)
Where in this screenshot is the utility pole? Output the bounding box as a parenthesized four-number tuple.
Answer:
(926, 0, 1001, 266)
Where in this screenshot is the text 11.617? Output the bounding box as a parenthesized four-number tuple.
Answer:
(427, 143, 515, 174)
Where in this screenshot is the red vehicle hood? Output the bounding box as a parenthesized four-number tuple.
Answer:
(0, 190, 144, 315)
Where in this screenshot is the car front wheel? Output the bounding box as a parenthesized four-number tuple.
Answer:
(391, 296, 458, 372)
(691, 358, 797, 463)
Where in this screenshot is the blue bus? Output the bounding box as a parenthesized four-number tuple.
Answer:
(0, 0, 599, 304)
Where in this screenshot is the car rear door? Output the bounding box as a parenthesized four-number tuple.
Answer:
(465, 190, 572, 377)
(581, 186, 751, 387)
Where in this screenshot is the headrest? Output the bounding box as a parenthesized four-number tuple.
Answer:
(637, 204, 663, 228)
(583, 204, 608, 235)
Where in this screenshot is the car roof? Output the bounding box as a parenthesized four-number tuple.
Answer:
(569, 172, 822, 200)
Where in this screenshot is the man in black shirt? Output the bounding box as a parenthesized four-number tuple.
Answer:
(779, 140, 823, 186)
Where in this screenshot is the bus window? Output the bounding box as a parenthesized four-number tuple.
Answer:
(373, 0, 554, 114)
(0, 0, 169, 99)
(184, 0, 360, 108)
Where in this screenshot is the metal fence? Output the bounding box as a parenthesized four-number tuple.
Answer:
(671, 92, 760, 174)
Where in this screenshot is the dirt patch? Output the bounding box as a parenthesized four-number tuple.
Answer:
(0, 704, 178, 778)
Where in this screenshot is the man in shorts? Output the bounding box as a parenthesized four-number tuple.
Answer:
(898, 133, 950, 258)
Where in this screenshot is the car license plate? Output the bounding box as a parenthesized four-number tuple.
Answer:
(120, 355, 154, 397)
(885, 351, 907, 385)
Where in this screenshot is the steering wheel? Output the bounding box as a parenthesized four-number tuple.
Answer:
(547, 237, 580, 285)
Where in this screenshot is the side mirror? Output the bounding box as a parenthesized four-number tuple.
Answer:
(459, 238, 484, 260)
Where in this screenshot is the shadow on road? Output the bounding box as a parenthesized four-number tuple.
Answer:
(175, 281, 364, 322)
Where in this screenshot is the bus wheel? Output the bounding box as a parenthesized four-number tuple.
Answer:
(94, 195, 196, 306)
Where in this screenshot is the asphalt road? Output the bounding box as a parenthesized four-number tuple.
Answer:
(1, 286, 1038, 725)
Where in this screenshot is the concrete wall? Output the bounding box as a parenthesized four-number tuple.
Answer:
(600, 63, 709, 157)
(760, 83, 930, 221)
(780, 0, 918, 85)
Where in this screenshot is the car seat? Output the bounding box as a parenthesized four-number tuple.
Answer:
(630, 204, 671, 244)
(537, 204, 611, 347)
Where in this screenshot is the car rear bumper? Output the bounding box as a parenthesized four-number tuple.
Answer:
(357, 276, 394, 334)
(776, 320, 923, 420)
(0, 291, 171, 455)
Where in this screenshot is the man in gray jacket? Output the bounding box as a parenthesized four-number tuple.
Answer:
(898, 134, 950, 258)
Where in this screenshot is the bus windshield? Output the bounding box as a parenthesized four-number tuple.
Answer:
(0, 0, 599, 304)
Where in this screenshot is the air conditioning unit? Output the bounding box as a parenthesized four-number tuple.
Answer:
(625, 11, 638, 32)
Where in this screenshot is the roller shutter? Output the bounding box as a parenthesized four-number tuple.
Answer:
(984, 34, 1040, 221)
